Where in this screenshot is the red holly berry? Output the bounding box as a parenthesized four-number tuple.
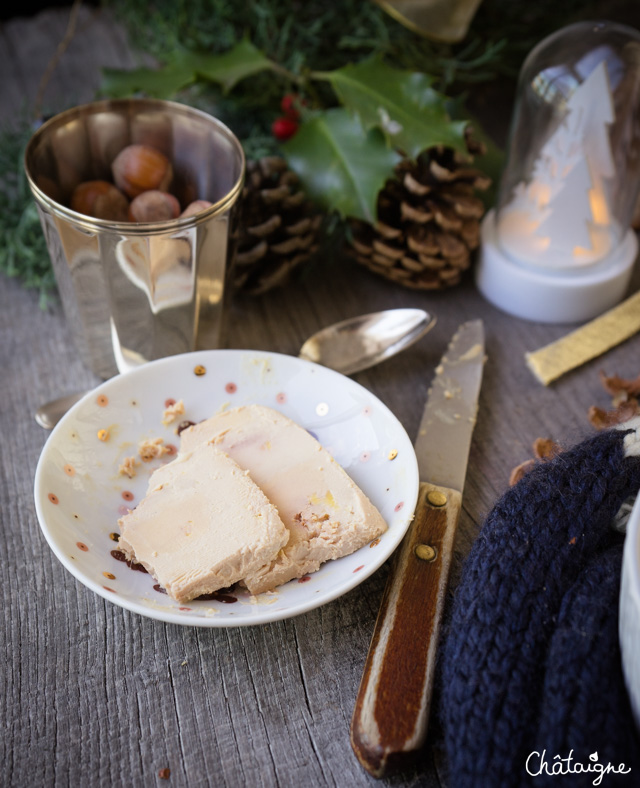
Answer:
(280, 93, 300, 119)
(271, 116, 299, 142)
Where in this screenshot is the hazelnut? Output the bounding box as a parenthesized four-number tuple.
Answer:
(180, 200, 213, 218)
(111, 144, 173, 199)
(70, 180, 129, 222)
(128, 190, 181, 223)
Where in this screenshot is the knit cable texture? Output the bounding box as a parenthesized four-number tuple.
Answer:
(533, 543, 640, 787)
(440, 424, 640, 788)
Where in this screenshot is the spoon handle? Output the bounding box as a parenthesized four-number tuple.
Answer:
(35, 391, 87, 429)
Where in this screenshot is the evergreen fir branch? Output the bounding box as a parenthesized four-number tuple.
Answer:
(104, 0, 507, 91)
(105, 0, 625, 99)
(0, 124, 56, 308)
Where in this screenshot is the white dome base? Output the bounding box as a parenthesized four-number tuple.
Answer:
(476, 210, 638, 324)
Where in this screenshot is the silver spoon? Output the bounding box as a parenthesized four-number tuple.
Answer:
(35, 308, 435, 429)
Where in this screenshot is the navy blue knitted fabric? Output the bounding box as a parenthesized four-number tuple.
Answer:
(531, 542, 640, 787)
(439, 426, 640, 788)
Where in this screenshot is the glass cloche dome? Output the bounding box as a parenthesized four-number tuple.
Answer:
(497, 21, 640, 270)
(477, 21, 640, 323)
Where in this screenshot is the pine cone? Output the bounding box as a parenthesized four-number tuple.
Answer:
(231, 157, 323, 294)
(349, 131, 491, 290)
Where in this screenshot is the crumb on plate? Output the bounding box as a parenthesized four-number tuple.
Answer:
(138, 437, 171, 462)
(162, 399, 185, 426)
(118, 456, 139, 478)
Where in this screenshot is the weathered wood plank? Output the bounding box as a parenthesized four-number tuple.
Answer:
(0, 6, 152, 124)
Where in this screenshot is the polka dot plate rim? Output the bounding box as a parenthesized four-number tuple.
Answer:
(34, 349, 419, 627)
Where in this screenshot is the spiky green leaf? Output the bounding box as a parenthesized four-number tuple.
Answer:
(283, 108, 401, 223)
(101, 40, 276, 99)
(316, 56, 468, 158)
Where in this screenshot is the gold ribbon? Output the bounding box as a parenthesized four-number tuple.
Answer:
(374, 0, 484, 43)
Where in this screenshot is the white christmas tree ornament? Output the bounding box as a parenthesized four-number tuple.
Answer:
(498, 60, 616, 268)
(475, 21, 640, 324)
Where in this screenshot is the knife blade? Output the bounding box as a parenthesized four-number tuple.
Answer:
(350, 319, 485, 778)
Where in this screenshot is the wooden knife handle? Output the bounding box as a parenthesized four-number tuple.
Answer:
(350, 480, 462, 778)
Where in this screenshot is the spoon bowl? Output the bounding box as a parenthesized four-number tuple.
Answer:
(298, 308, 435, 375)
(35, 308, 435, 429)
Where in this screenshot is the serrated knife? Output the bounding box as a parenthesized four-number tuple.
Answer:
(350, 319, 485, 777)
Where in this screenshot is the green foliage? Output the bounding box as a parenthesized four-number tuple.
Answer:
(0, 125, 55, 308)
(102, 40, 277, 99)
(103, 0, 609, 224)
(283, 109, 402, 223)
(315, 57, 468, 159)
(105, 0, 507, 90)
(105, 0, 612, 97)
(100, 42, 482, 223)
(102, 54, 196, 100)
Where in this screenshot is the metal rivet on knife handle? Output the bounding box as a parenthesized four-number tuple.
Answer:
(415, 544, 437, 562)
(426, 490, 447, 507)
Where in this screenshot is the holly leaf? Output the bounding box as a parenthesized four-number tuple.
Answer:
(101, 57, 196, 99)
(283, 108, 401, 223)
(101, 40, 275, 99)
(316, 57, 468, 159)
(189, 40, 276, 92)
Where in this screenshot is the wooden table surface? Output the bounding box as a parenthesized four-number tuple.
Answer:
(2, 7, 640, 788)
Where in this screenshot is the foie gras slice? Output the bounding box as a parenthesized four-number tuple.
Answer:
(117, 442, 289, 603)
(180, 405, 387, 594)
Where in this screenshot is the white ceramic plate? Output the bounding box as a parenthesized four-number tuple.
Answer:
(34, 350, 419, 627)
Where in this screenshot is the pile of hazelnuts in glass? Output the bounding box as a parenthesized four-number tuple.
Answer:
(70, 143, 211, 223)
